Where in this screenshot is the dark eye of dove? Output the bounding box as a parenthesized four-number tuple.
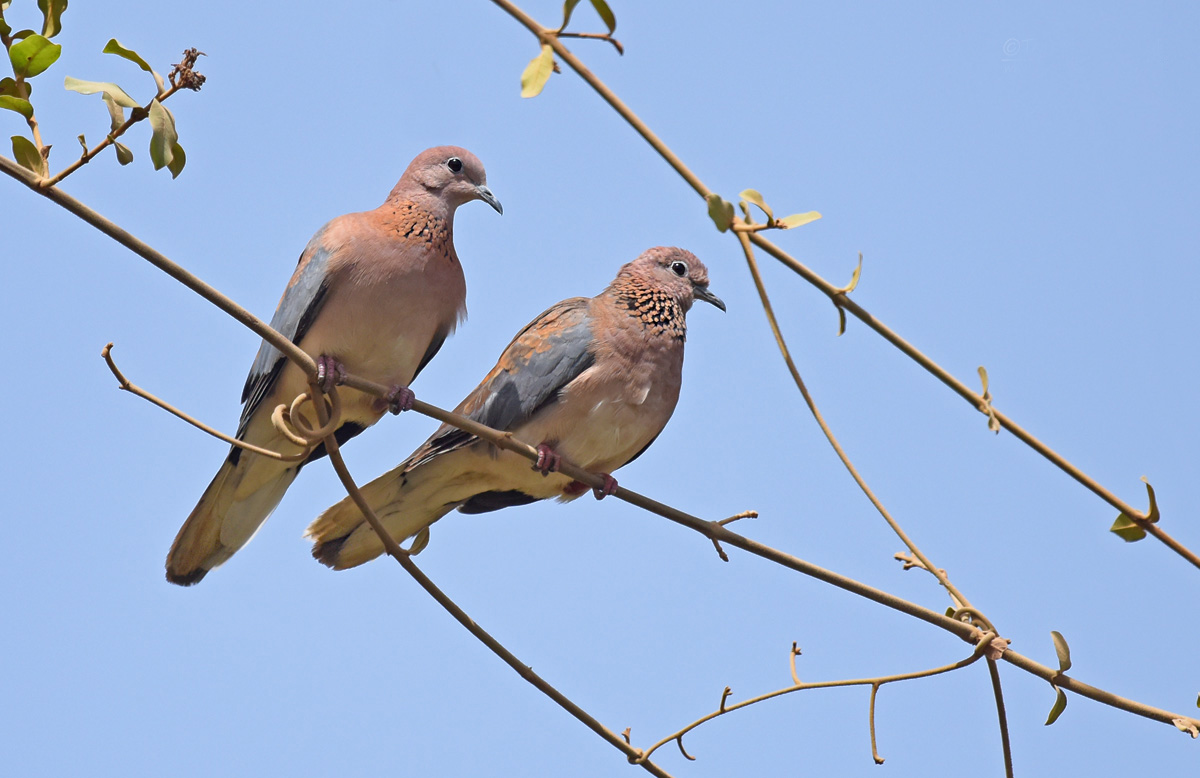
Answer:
(670, 261, 688, 277)
(447, 157, 463, 173)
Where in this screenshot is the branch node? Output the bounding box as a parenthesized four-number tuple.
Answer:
(169, 48, 207, 91)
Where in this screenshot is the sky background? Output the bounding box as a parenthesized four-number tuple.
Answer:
(4, 1, 1199, 775)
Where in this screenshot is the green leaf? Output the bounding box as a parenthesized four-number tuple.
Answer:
(0, 95, 32, 118)
(63, 76, 139, 108)
(101, 92, 124, 131)
(103, 38, 164, 92)
(559, 0, 583, 30)
(1109, 513, 1145, 542)
(706, 193, 734, 233)
(11, 134, 46, 176)
(37, 0, 67, 38)
(590, 0, 616, 33)
(520, 44, 554, 98)
(1050, 630, 1072, 673)
(112, 141, 132, 165)
(11, 29, 35, 40)
(166, 140, 185, 178)
(1044, 687, 1067, 725)
(739, 188, 773, 224)
(9, 34, 61, 78)
(146, 98, 177, 171)
(778, 211, 822, 229)
(1110, 477, 1160, 542)
(76, 133, 85, 152)
(0, 77, 28, 98)
(945, 607, 956, 618)
(0, 17, 9, 38)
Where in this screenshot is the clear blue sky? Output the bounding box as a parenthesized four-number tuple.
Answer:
(4, 1, 1198, 775)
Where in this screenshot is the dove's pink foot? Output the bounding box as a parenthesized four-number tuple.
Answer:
(316, 355, 347, 393)
(381, 385, 415, 415)
(534, 443, 561, 475)
(593, 473, 618, 500)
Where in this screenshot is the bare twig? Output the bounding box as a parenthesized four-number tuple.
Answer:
(638, 634, 998, 764)
(734, 228, 971, 609)
(101, 342, 309, 462)
(988, 659, 1015, 778)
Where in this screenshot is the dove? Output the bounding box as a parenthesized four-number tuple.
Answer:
(307, 246, 724, 570)
(166, 146, 501, 585)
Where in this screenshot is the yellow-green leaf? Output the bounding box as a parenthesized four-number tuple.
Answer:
(706, 193, 734, 233)
(9, 34, 61, 78)
(590, 0, 616, 34)
(37, 0, 67, 38)
(0, 95, 32, 118)
(559, 0, 583, 30)
(76, 133, 86, 153)
(520, 44, 554, 98)
(1109, 513, 1145, 542)
(101, 92, 124, 132)
(147, 98, 177, 171)
(113, 141, 132, 165)
(1140, 476, 1160, 523)
(1110, 477, 1159, 542)
(11, 134, 46, 176)
(166, 140, 185, 178)
(63, 76, 139, 108)
(103, 38, 164, 93)
(778, 211, 822, 229)
(739, 188, 773, 224)
(1050, 630, 1072, 673)
(1045, 687, 1067, 725)
(843, 252, 863, 293)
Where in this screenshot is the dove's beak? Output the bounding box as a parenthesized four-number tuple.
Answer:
(693, 285, 726, 312)
(475, 185, 503, 215)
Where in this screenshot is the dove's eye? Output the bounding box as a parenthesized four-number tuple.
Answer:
(670, 261, 688, 277)
(447, 157, 463, 173)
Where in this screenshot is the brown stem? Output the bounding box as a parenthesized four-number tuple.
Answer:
(988, 659, 1015, 778)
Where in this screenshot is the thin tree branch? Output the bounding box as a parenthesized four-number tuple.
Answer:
(307, 384, 675, 778)
(735, 228, 972, 610)
(43, 83, 182, 187)
(487, 0, 1200, 570)
(639, 635, 997, 764)
(988, 659, 1015, 778)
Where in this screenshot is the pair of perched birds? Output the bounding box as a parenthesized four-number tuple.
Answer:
(165, 146, 725, 585)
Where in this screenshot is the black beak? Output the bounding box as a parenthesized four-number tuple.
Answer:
(693, 284, 726, 312)
(475, 185, 503, 215)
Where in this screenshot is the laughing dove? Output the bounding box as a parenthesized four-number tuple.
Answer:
(306, 246, 725, 570)
(165, 146, 502, 586)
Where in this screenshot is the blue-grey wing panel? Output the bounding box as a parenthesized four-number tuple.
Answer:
(237, 232, 333, 436)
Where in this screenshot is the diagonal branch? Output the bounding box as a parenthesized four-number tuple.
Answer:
(306, 381, 676, 778)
